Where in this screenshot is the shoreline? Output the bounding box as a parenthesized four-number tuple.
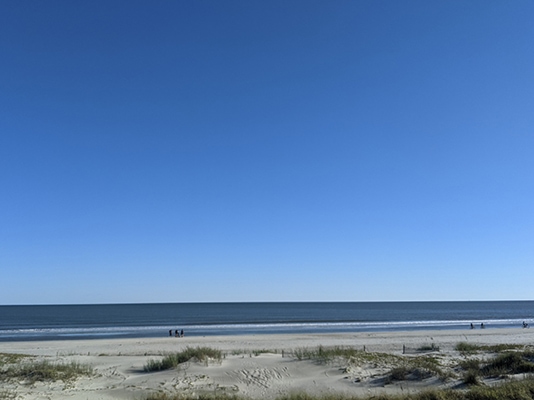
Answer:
(1, 321, 531, 344)
(1, 328, 534, 400)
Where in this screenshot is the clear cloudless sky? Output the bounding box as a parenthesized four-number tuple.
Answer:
(1, 1, 533, 305)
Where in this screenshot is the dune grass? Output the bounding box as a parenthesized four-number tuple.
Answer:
(417, 345, 439, 352)
(457, 349, 534, 385)
(0, 352, 31, 366)
(144, 346, 223, 372)
(219, 344, 534, 386)
(290, 346, 449, 381)
(291, 346, 404, 367)
(1, 359, 93, 384)
(292, 346, 365, 363)
(482, 351, 534, 377)
(230, 349, 274, 357)
(387, 355, 451, 382)
(455, 342, 525, 355)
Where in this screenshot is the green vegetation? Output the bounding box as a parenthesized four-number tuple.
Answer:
(142, 377, 534, 400)
(0, 390, 16, 400)
(386, 356, 450, 382)
(0, 359, 93, 384)
(292, 346, 366, 363)
(0, 353, 31, 366)
(250, 349, 273, 356)
(388, 365, 411, 381)
(455, 342, 525, 355)
(482, 351, 534, 377)
(459, 358, 481, 371)
(417, 344, 440, 352)
(459, 358, 482, 385)
(291, 346, 402, 366)
(230, 349, 274, 357)
(457, 349, 534, 384)
(289, 346, 449, 382)
(455, 342, 481, 355)
(144, 346, 223, 372)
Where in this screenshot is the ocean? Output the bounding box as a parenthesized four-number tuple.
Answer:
(1, 301, 533, 342)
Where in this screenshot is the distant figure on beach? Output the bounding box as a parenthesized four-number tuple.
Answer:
(480, 323, 485, 329)
(523, 321, 529, 328)
(175, 329, 180, 337)
(169, 329, 172, 337)
(181, 329, 184, 337)
(470, 323, 474, 329)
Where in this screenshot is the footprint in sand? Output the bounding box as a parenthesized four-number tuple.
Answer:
(232, 367, 290, 389)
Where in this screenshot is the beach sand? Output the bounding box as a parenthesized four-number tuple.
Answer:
(1, 328, 533, 399)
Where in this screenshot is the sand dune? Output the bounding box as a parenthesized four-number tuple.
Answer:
(1, 329, 533, 399)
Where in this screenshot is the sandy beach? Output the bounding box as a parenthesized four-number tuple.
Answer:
(1, 328, 533, 399)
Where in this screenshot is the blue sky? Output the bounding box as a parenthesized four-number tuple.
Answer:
(1, 1, 533, 305)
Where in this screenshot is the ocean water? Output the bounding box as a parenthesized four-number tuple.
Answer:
(0, 301, 533, 342)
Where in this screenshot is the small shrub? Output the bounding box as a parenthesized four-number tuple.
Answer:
(144, 346, 222, 372)
(389, 365, 409, 381)
(456, 343, 480, 355)
(460, 359, 481, 372)
(388, 364, 436, 383)
(462, 370, 481, 386)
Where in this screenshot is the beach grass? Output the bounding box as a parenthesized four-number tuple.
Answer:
(457, 349, 534, 384)
(459, 358, 481, 385)
(144, 346, 223, 372)
(417, 344, 440, 352)
(0, 359, 93, 384)
(289, 346, 450, 381)
(387, 356, 450, 382)
(388, 354, 454, 382)
(291, 346, 402, 366)
(0, 353, 31, 366)
(482, 351, 534, 377)
(455, 342, 526, 355)
(292, 346, 365, 363)
(229, 348, 274, 357)
(286, 346, 454, 384)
